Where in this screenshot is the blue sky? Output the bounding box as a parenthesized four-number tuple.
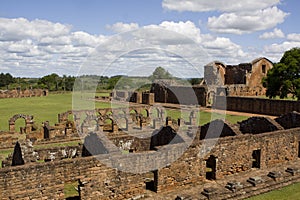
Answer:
(0, 0, 299, 77)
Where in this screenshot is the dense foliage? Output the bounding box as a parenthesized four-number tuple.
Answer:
(263, 48, 300, 100)
(0, 73, 15, 88)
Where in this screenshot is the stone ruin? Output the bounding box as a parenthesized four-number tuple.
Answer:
(1, 110, 300, 199)
(0, 88, 48, 98)
(203, 57, 273, 98)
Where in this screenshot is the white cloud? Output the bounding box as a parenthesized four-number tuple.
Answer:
(287, 33, 300, 42)
(39, 36, 71, 46)
(0, 18, 260, 77)
(0, 18, 110, 77)
(87, 20, 251, 77)
(163, 0, 288, 35)
(71, 31, 107, 47)
(106, 22, 139, 33)
(162, 0, 280, 12)
(0, 18, 71, 41)
(208, 7, 288, 34)
(157, 21, 202, 43)
(259, 28, 285, 39)
(263, 40, 300, 62)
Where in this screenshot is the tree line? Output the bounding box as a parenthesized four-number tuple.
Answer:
(0, 67, 202, 92)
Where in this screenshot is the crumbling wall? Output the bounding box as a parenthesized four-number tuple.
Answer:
(200, 119, 241, 140)
(1, 127, 300, 199)
(275, 111, 300, 129)
(0, 89, 48, 98)
(225, 64, 252, 85)
(151, 83, 207, 106)
(238, 117, 284, 134)
(214, 96, 300, 116)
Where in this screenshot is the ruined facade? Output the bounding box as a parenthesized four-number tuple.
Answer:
(204, 58, 273, 99)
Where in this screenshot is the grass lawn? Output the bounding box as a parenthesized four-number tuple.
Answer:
(0, 148, 13, 167)
(165, 109, 248, 126)
(0, 93, 248, 131)
(0, 93, 112, 131)
(246, 182, 300, 200)
(0, 93, 249, 167)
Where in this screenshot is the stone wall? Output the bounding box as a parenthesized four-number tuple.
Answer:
(151, 83, 207, 106)
(225, 64, 252, 85)
(0, 89, 48, 98)
(1, 124, 300, 199)
(112, 90, 155, 105)
(214, 96, 300, 116)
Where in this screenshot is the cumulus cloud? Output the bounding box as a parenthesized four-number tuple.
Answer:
(162, 0, 288, 35)
(287, 33, 300, 42)
(259, 28, 285, 39)
(208, 7, 288, 34)
(106, 22, 139, 33)
(71, 31, 107, 47)
(263, 32, 300, 62)
(157, 21, 202, 43)
(0, 17, 109, 77)
(0, 18, 71, 41)
(91, 20, 250, 77)
(162, 0, 280, 12)
(0, 18, 254, 77)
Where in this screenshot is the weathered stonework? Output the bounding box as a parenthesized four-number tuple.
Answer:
(203, 58, 273, 98)
(150, 81, 207, 106)
(1, 110, 300, 199)
(0, 89, 48, 98)
(214, 96, 300, 116)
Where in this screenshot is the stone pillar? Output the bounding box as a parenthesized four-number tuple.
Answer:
(9, 122, 15, 132)
(148, 93, 155, 105)
(136, 92, 142, 104)
(123, 91, 129, 101)
(25, 120, 33, 133)
(166, 117, 172, 126)
(126, 116, 133, 132)
(113, 122, 119, 133)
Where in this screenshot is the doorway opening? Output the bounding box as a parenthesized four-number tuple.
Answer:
(252, 149, 261, 168)
(206, 155, 217, 180)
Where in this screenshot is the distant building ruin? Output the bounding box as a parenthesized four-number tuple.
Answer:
(203, 58, 273, 104)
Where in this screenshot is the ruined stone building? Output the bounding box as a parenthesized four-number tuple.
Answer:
(2, 108, 300, 199)
(203, 58, 273, 103)
(150, 80, 207, 106)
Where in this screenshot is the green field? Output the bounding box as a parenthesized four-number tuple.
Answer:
(0, 93, 112, 131)
(165, 109, 248, 126)
(0, 93, 248, 131)
(246, 182, 300, 200)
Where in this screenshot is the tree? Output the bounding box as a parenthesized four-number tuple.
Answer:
(107, 75, 122, 90)
(62, 75, 76, 91)
(38, 73, 60, 91)
(188, 78, 203, 85)
(149, 67, 173, 80)
(0, 73, 15, 88)
(263, 48, 300, 99)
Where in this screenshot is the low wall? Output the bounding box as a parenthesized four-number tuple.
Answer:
(0, 89, 48, 98)
(214, 96, 300, 116)
(1, 127, 300, 199)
